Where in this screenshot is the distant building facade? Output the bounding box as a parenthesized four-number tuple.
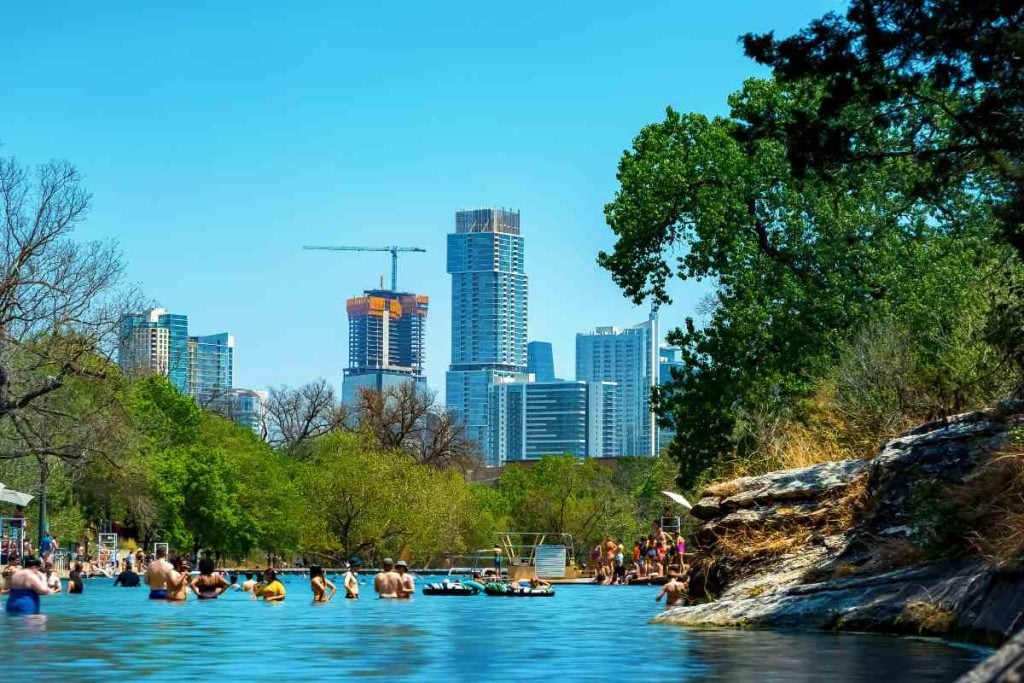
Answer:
(119, 308, 234, 400)
(188, 332, 234, 403)
(446, 208, 528, 464)
(657, 346, 686, 452)
(575, 314, 658, 457)
(527, 341, 555, 381)
(343, 289, 428, 404)
(119, 308, 189, 393)
(488, 379, 617, 463)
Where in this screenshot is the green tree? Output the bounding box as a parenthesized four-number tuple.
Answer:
(155, 444, 256, 556)
(600, 78, 1011, 486)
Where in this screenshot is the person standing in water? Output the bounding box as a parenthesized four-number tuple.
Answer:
(114, 559, 140, 587)
(257, 569, 286, 602)
(190, 558, 229, 599)
(44, 563, 62, 593)
(373, 558, 400, 599)
(144, 546, 174, 600)
(166, 557, 191, 602)
(5, 557, 52, 614)
(309, 566, 336, 602)
(395, 561, 414, 599)
(67, 563, 85, 594)
(241, 572, 257, 592)
(343, 564, 359, 599)
(655, 570, 688, 609)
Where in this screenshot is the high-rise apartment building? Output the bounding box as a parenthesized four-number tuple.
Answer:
(119, 309, 233, 401)
(446, 208, 528, 463)
(575, 313, 658, 457)
(118, 308, 189, 393)
(527, 341, 555, 381)
(342, 289, 428, 405)
(658, 346, 686, 452)
(488, 379, 617, 462)
(188, 333, 235, 403)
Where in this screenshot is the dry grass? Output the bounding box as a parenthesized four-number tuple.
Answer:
(864, 536, 929, 573)
(945, 445, 1024, 570)
(831, 562, 860, 579)
(898, 600, 955, 635)
(714, 525, 809, 562)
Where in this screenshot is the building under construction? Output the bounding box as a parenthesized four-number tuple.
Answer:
(342, 289, 428, 404)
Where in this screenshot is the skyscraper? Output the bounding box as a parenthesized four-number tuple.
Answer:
(488, 379, 617, 462)
(188, 332, 235, 402)
(119, 308, 232, 401)
(527, 341, 555, 381)
(575, 313, 658, 457)
(118, 308, 189, 393)
(446, 208, 528, 463)
(342, 289, 428, 405)
(658, 346, 686, 452)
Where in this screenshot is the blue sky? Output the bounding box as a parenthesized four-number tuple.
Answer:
(2, 0, 842, 397)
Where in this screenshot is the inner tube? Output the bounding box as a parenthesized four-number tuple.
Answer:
(422, 582, 480, 596)
(483, 582, 555, 597)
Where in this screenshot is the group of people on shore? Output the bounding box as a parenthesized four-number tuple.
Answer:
(591, 522, 687, 586)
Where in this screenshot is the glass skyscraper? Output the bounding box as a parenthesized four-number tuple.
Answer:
(446, 208, 528, 464)
(658, 346, 686, 452)
(527, 341, 555, 381)
(488, 379, 617, 462)
(188, 332, 235, 402)
(118, 308, 232, 402)
(118, 308, 189, 394)
(575, 313, 658, 457)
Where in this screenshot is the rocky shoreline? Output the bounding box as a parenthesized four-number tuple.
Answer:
(657, 402, 1024, 677)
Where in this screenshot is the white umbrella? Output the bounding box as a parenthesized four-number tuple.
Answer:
(661, 490, 693, 510)
(0, 483, 34, 507)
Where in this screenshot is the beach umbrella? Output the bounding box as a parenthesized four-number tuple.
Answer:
(660, 490, 693, 509)
(0, 483, 34, 507)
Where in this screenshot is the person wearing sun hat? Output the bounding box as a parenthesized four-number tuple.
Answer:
(395, 560, 415, 599)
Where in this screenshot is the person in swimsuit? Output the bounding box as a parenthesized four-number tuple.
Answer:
(656, 570, 689, 609)
(374, 558, 400, 599)
(144, 546, 174, 600)
(257, 569, 286, 602)
(309, 565, 336, 602)
(6, 557, 52, 614)
(241, 572, 257, 592)
(166, 557, 191, 602)
(68, 563, 85, 594)
(343, 564, 359, 599)
(190, 558, 229, 599)
(395, 561, 414, 599)
(45, 563, 62, 593)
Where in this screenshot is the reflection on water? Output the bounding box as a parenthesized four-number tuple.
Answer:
(1, 577, 988, 680)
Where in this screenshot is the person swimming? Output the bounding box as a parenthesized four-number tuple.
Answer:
(6, 557, 52, 615)
(191, 558, 229, 600)
(309, 565, 336, 602)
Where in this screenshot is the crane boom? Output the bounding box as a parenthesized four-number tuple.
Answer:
(302, 245, 427, 291)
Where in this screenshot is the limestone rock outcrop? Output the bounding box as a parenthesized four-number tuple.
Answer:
(658, 400, 1024, 646)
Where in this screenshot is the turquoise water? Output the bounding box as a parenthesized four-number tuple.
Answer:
(1, 575, 987, 680)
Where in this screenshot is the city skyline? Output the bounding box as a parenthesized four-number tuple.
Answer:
(3, 2, 841, 396)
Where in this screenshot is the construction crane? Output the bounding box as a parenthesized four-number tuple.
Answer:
(302, 245, 427, 291)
